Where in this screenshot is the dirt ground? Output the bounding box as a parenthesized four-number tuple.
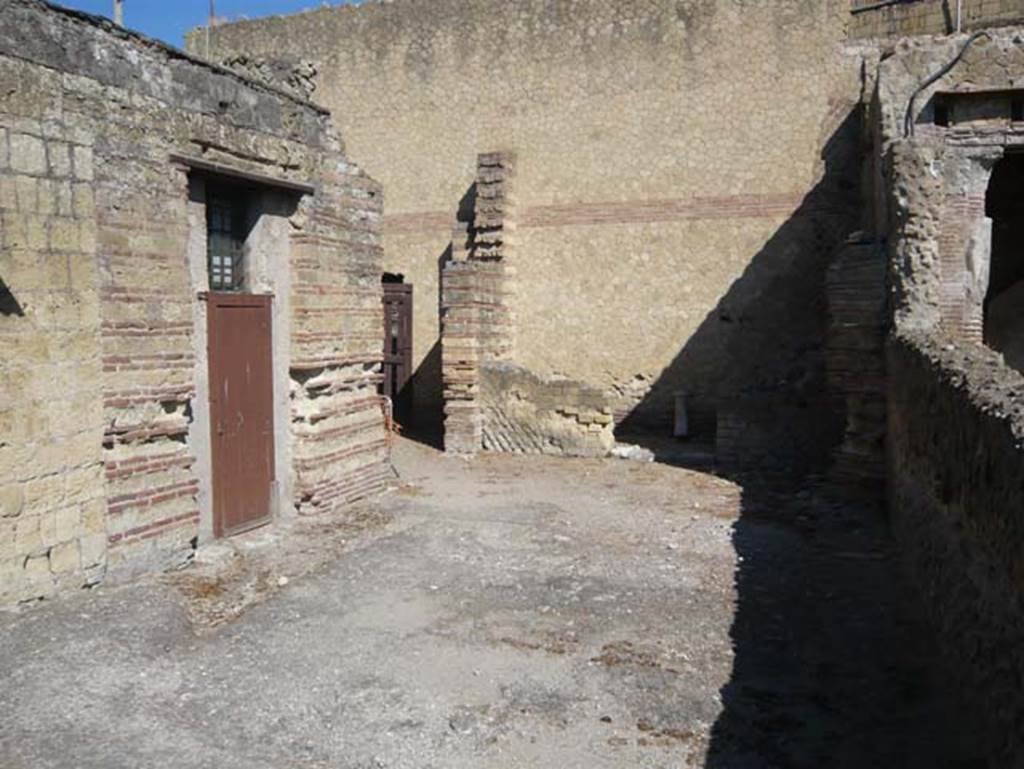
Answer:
(0, 439, 982, 768)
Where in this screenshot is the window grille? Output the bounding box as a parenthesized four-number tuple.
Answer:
(207, 192, 247, 291)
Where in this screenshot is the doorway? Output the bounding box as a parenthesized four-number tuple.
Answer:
(984, 153, 1024, 372)
(382, 274, 413, 423)
(202, 182, 277, 538)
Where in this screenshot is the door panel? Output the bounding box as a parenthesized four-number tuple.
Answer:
(207, 293, 275, 538)
(382, 283, 413, 418)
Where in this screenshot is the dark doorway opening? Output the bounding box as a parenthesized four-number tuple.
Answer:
(0, 278, 24, 317)
(382, 275, 414, 426)
(984, 153, 1024, 372)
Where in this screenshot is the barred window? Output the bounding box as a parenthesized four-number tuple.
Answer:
(207, 191, 247, 292)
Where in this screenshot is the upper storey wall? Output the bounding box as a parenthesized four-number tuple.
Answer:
(197, 0, 854, 209)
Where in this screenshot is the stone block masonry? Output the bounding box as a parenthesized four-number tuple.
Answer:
(481, 363, 615, 458)
(0, 0, 387, 604)
(0, 108, 107, 603)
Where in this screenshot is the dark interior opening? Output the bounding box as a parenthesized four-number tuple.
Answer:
(380, 278, 414, 425)
(0, 278, 24, 317)
(983, 152, 1024, 372)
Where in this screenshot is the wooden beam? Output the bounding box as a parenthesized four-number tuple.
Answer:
(169, 153, 316, 195)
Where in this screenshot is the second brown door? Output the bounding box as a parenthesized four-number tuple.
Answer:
(382, 282, 413, 419)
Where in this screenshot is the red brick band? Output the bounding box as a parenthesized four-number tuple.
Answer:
(385, 192, 806, 234)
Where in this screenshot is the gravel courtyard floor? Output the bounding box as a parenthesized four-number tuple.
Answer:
(0, 438, 981, 768)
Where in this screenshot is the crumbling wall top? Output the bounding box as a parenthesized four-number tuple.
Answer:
(876, 27, 1024, 147)
(6, 0, 330, 116)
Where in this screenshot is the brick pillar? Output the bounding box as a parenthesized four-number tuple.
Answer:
(441, 224, 483, 454)
(441, 151, 517, 454)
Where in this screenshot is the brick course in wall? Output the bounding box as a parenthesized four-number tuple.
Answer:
(386, 193, 811, 234)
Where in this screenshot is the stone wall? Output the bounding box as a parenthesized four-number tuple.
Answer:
(195, 0, 865, 467)
(886, 333, 1024, 760)
(876, 28, 1024, 761)
(850, 0, 1024, 39)
(481, 363, 615, 458)
(0, 0, 386, 603)
(0, 76, 107, 603)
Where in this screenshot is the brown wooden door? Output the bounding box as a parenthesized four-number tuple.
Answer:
(207, 293, 275, 538)
(382, 283, 413, 418)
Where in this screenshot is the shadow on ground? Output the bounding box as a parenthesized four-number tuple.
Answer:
(613, 105, 985, 764)
(707, 472, 983, 767)
(609, 433, 985, 766)
(367, 101, 987, 765)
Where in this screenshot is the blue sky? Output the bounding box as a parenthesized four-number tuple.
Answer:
(53, 1, 354, 48)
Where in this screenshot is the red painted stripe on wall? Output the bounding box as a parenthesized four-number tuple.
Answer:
(382, 192, 808, 234)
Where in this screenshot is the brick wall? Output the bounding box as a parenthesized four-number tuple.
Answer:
(440, 256, 496, 454)
(289, 171, 390, 514)
(824, 240, 888, 492)
(440, 153, 516, 454)
(849, 0, 1024, 38)
(0, 0, 386, 602)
